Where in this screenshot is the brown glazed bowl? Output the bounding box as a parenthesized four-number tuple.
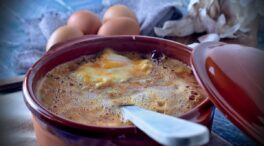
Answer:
(23, 35, 214, 146)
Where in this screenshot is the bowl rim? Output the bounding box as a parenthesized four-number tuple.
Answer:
(23, 35, 212, 134)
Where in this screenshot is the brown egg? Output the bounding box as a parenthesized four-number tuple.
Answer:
(67, 10, 101, 34)
(103, 4, 138, 23)
(98, 17, 140, 36)
(46, 25, 83, 51)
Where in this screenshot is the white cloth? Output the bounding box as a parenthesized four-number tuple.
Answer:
(0, 92, 37, 146)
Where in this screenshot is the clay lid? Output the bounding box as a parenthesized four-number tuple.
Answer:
(191, 42, 264, 144)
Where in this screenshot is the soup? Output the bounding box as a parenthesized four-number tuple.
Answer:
(36, 49, 206, 127)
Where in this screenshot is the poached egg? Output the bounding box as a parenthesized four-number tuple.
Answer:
(74, 49, 153, 88)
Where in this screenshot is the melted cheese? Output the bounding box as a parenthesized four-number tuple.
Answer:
(74, 49, 153, 87)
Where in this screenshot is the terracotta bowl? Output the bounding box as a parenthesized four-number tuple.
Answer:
(23, 35, 214, 146)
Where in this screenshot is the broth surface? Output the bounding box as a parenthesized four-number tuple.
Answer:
(37, 49, 206, 127)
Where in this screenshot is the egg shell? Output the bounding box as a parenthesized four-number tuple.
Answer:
(98, 17, 140, 36)
(103, 4, 138, 23)
(67, 10, 102, 34)
(46, 25, 83, 51)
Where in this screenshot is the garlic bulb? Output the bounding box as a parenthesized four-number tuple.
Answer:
(155, 0, 263, 39)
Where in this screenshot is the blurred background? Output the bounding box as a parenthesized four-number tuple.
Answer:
(0, 0, 263, 145)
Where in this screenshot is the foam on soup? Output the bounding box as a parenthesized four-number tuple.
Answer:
(36, 49, 206, 127)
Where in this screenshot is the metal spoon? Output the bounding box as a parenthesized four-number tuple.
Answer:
(121, 105, 209, 146)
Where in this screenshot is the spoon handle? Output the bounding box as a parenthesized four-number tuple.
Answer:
(121, 105, 209, 146)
